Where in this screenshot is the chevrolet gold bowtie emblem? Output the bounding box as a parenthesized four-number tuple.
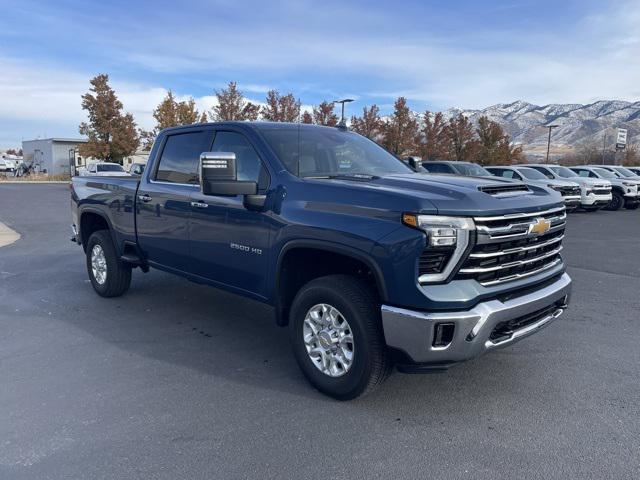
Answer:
(529, 217, 551, 235)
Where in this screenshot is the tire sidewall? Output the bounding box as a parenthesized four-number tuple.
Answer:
(86, 231, 117, 296)
(610, 192, 624, 210)
(289, 282, 376, 399)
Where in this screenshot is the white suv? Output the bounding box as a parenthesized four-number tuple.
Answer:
(523, 164, 612, 211)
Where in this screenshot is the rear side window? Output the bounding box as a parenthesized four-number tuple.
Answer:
(156, 130, 214, 184)
(424, 163, 453, 174)
(529, 166, 554, 179)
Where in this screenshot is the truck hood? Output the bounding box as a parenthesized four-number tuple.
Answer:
(306, 173, 564, 217)
(570, 177, 610, 187)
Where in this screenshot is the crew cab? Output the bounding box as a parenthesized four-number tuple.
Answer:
(523, 164, 612, 211)
(570, 166, 640, 210)
(486, 166, 582, 211)
(70, 122, 572, 399)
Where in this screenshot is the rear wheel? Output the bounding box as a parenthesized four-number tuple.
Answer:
(86, 230, 131, 297)
(289, 275, 390, 400)
(606, 191, 624, 211)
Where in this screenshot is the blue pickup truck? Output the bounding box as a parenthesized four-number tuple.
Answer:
(71, 122, 572, 399)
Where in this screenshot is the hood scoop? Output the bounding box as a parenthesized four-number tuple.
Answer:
(478, 183, 531, 196)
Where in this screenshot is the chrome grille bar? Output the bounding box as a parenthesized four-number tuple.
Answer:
(472, 206, 566, 223)
(459, 245, 563, 274)
(468, 234, 564, 259)
(478, 258, 563, 287)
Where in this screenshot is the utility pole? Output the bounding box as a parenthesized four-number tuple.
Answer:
(334, 98, 354, 126)
(543, 125, 559, 163)
(602, 131, 607, 165)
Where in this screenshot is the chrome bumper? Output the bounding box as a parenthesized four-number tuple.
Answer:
(381, 273, 572, 365)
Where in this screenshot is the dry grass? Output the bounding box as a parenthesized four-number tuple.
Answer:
(0, 173, 71, 182)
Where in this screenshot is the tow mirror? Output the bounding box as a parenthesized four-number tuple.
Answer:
(404, 156, 425, 172)
(199, 152, 257, 196)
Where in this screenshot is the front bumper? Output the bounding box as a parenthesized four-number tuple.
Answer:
(381, 273, 572, 366)
(581, 192, 612, 206)
(562, 195, 581, 208)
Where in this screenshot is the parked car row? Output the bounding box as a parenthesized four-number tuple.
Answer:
(77, 162, 147, 177)
(422, 160, 640, 212)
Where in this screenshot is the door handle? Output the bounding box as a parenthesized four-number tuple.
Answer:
(190, 201, 208, 209)
(138, 194, 152, 203)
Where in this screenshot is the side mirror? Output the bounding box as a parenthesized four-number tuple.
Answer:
(199, 152, 257, 196)
(404, 156, 425, 172)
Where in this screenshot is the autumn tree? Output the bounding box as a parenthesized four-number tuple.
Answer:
(312, 101, 339, 126)
(418, 111, 448, 160)
(140, 91, 203, 150)
(350, 105, 383, 140)
(262, 90, 301, 122)
(301, 111, 314, 124)
(78, 74, 139, 163)
(382, 97, 419, 156)
(445, 113, 477, 161)
(5, 148, 22, 156)
(209, 81, 260, 121)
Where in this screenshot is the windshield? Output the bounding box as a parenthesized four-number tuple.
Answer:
(518, 167, 547, 180)
(550, 166, 579, 178)
(455, 163, 491, 176)
(593, 168, 616, 179)
(260, 126, 412, 178)
(98, 164, 124, 172)
(613, 167, 636, 177)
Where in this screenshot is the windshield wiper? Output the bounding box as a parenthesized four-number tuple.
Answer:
(305, 173, 379, 181)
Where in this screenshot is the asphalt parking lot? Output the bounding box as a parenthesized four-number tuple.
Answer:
(1, 184, 639, 479)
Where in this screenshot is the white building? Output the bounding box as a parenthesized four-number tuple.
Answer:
(22, 138, 90, 176)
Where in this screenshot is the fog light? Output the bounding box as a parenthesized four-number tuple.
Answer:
(433, 323, 455, 348)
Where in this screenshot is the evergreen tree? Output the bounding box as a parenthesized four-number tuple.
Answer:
(382, 97, 418, 156)
(209, 82, 259, 121)
(262, 90, 301, 122)
(78, 74, 139, 162)
(350, 105, 383, 140)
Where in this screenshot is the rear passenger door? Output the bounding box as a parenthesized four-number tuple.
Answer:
(136, 129, 214, 273)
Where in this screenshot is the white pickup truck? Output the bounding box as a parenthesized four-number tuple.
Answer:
(78, 162, 130, 177)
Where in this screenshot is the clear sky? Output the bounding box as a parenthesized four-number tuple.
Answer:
(1, 0, 638, 148)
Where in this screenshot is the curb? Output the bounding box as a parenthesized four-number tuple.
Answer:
(0, 222, 20, 248)
(0, 181, 70, 184)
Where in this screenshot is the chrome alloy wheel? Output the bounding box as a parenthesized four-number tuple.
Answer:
(303, 304, 354, 377)
(91, 244, 107, 285)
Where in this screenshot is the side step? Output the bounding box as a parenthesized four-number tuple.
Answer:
(120, 252, 149, 272)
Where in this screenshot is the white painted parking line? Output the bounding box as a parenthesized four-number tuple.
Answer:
(0, 222, 20, 247)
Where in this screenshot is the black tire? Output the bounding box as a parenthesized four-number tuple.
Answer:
(582, 206, 599, 212)
(289, 275, 391, 400)
(605, 191, 624, 211)
(624, 201, 639, 210)
(86, 230, 131, 297)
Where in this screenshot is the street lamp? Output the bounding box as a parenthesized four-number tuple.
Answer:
(541, 125, 559, 163)
(333, 98, 354, 126)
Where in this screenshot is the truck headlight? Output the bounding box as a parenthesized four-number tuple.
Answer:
(403, 214, 475, 283)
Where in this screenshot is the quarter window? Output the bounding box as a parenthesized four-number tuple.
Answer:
(156, 131, 214, 184)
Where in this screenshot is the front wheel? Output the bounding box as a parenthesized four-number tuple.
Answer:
(86, 230, 132, 297)
(605, 191, 624, 211)
(289, 275, 391, 400)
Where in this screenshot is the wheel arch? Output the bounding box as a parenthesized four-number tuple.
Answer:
(274, 240, 388, 326)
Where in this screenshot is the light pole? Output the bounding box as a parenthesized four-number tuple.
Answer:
(333, 98, 354, 126)
(601, 130, 607, 165)
(543, 125, 559, 163)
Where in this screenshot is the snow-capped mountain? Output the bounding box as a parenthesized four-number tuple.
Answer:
(438, 100, 640, 151)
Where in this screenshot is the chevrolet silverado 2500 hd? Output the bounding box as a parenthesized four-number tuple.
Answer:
(71, 122, 572, 399)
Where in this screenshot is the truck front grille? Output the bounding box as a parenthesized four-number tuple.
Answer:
(558, 186, 581, 197)
(454, 206, 566, 286)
